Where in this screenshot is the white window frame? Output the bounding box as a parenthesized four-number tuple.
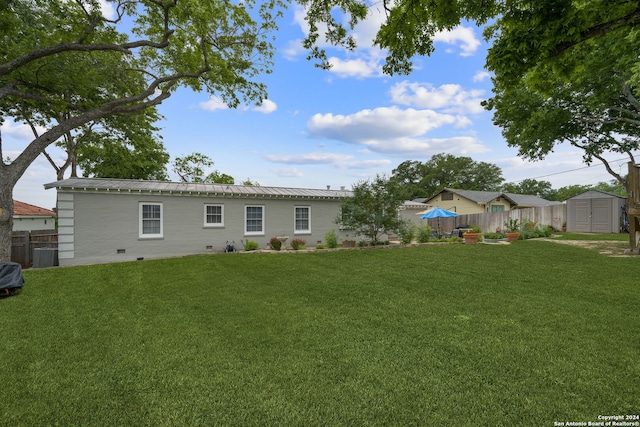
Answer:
(244, 205, 265, 236)
(139, 202, 163, 239)
(204, 204, 224, 227)
(294, 206, 311, 234)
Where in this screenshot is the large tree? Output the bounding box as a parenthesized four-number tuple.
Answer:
(301, 0, 640, 192)
(501, 179, 555, 200)
(390, 154, 504, 200)
(484, 13, 640, 194)
(301, 0, 640, 78)
(42, 109, 170, 181)
(172, 152, 234, 184)
(0, 0, 283, 261)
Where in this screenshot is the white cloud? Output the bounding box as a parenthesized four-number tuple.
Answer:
(265, 152, 354, 164)
(199, 97, 228, 111)
(389, 81, 486, 114)
(253, 99, 277, 114)
(286, 4, 388, 78)
(473, 71, 491, 82)
(199, 98, 277, 114)
(283, 39, 306, 60)
(270, 167, 304, 177)
(0, 119, 42, 140)
(98, 0, 116, 20)
(343, 159, 392, 169)
(326, 56, 380, 79)
(433, 25, 481, 56)
(306, 106, 488, 157)
(307, 106, 459, 142)
(353, 136, 489, 157)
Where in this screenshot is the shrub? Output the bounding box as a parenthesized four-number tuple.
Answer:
(269, 237, 282, 251)
(484, 232, 505, 240)
(290, 238, 306, 250)
(416, 224, 432, 243)
(521, 224, 553, 240)
(398, 221, 416, 244)
(244, 240, 259, 251)
(324, 230, 339, 249)
(504, 218, 520, 232)
(316, 244, 325, 249)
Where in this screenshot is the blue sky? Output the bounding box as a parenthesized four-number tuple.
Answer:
(4, 3, 634, 210)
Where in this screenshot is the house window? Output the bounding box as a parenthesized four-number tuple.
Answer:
(139, 202, 163, 238)
(441, 192, 454, 201)
(491, 205, 505, 212)
(294, 206, 311, 234)
(204, 204, 224, 227)
(245, 205, 264, 235)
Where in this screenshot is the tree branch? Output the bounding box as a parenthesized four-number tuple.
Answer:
(552, 4, 640, 56)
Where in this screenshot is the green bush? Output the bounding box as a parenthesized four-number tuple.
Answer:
(269, 237, 282, 251)
(399, 221, 416, 244)
(324, 230, 339, 249)
(484, 232, 506, 240)
(504, 218, 520, 232)
(416, 224, 432, 243)
(521, 224, 553, 240)
(244, 240, 259, 251)
(316, 244, 325, 249)
(291, 238, 306, 250)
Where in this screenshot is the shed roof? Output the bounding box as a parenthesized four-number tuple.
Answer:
(44, 177, 353, 199)
(564, 189, 627, 201)
(13, 200, 56, 217)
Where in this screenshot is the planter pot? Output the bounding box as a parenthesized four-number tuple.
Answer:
(505, 232, 520, 242)
(342, 240, 356, 248)
(463, 232, 480, 245)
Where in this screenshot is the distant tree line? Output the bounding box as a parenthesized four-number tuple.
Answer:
(388, 153, 627, 202)
(338, 153, 628, 244)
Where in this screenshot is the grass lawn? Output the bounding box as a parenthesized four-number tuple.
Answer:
(553, 232, 630, 241)
(1, 241, 639, 426)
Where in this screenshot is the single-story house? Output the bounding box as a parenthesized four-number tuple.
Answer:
(12, 200, 56, 231)
(397, 200, 431, 224)
(565, 190, 627, 233)
(44, 177, 354, 266)
(421, 188, 560, 215)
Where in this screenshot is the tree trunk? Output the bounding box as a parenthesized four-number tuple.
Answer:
(0, 188, 14, 263)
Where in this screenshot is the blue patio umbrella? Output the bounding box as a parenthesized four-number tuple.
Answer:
(419, 207, 458, 232)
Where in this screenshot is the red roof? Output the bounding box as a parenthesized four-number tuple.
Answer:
(13, 200, 56, 217)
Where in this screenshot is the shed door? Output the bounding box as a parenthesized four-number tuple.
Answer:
(591, 198, 612, 233)
(573, 200, 591, 232)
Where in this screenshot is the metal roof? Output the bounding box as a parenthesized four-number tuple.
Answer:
(44, 177, 353, 199)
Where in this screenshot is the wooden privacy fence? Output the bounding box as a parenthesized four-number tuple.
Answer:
(11, 229, 58, 268)
(423, 205, 567, 234)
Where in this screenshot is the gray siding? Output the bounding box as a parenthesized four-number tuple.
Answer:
(57, 190, 349, 266)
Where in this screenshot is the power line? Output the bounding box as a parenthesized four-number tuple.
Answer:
(510, 153, 638, 184)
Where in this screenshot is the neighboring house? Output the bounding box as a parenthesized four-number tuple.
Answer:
(12, 200, 56, 231)
(44, 178, 354, 266)
(422, 188, 560, 215)
(565, 190, 627, 233)
(397, 200, 431, 224)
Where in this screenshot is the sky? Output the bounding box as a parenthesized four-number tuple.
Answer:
(4, 3, 637, 210)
